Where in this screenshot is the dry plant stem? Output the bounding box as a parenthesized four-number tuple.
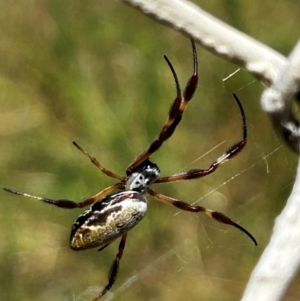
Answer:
(242, 43, 300, 301)
(261, 41, 300, 153)
(120, 0, 287, 85)
(241, 157, 300, 301)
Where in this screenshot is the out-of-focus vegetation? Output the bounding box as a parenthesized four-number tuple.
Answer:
(0, 1, 299, 301)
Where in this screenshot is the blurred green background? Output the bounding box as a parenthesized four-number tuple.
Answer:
(0, 1, 299, 300)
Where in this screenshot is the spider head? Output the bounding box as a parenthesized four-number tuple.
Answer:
(125, 159, 160, 193)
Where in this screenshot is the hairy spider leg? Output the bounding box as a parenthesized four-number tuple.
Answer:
(3, 183, 122, 209)
(93, 233, 128, 301)
(73, 141, 124, 181)
(149, 189, 257, 246)
(154, 93, 247, 183)
(126, 39, 198, 174)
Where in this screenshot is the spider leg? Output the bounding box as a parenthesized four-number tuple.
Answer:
(126, 39, 198, 174)
(3, 183, 122, 209)
(155, 93, 247, 183)
(93, 233, 128, 301)
(149, 189, 257, 246)
(73, 141, 124, 181)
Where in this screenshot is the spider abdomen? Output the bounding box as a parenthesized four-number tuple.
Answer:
(70, 191, 147, 250)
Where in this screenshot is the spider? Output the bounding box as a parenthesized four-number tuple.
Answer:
(4, 39, 257, 301)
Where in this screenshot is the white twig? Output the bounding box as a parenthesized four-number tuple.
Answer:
(261, 41, 300, 153)
(242, 41, 300, 301)
(121, 0, 287, 85)
(241, 157, 300, 301)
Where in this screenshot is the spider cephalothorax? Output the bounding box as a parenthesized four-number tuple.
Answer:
(125, 159, 160, 192)
(4, 39, 256, 301)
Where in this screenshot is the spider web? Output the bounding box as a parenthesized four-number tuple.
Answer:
(0, 2, 299, 301)
(82, 57, 296, 299)
(69, 69, 295, 301)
